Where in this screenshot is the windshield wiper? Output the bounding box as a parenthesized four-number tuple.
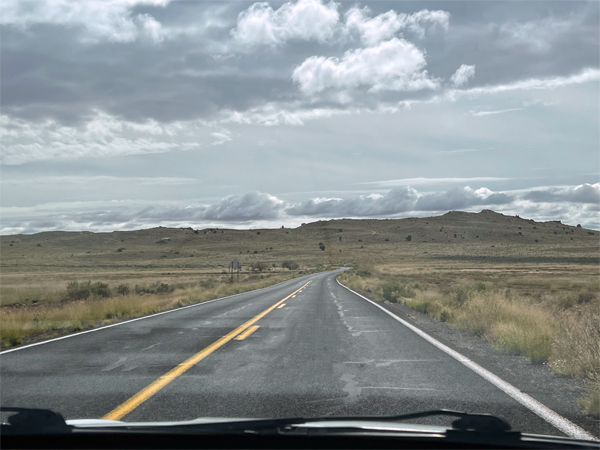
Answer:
(296, 409, 512, 433)
(2, 406, 510, 435)
(1, 407, 72, 435)
(1, 407, 509, 435)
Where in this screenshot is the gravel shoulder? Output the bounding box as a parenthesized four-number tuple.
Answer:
(374, 299, 599, 439)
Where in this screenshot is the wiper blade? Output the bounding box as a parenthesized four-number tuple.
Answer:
(304, 409, 512, 433)
(0, 407, 509, 435)
(1, 407, 72, 435)
(111, 409, 512, 435)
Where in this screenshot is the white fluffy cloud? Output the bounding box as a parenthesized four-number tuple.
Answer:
(345, 6, 449, 46)
(1, 0, 170, 43)
(450, 64, 476, 87)
(230, 0, 340, 47)
(292, 38, 439, 94)
(230, 1, 449, 48)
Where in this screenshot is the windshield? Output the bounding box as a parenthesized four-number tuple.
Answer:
(1, 0, 599, 442)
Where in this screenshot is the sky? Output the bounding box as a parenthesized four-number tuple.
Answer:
(1, 0, 599, 234)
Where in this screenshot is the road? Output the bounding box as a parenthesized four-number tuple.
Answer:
(0, 270, 593, 438)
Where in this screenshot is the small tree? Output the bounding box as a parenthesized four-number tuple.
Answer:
(405, 235, 412, 242)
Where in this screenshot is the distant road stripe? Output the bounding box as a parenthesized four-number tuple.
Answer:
(336, 279, 597, 442)
(103, 281, 310, 421)
(0, 276, 314, 355)
(234, 325, 260, 341)
(277, 304, 286, 309)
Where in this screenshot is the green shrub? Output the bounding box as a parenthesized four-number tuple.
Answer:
(117, 284, 131, 296)
(156, 283, 172, 293)
(66, 281, 110, 300)
(91, 282, 111, 298)
(449, 282, 475, 304)
(282, 261, 299, 270)
(66, 281, 92, 300)
(382, 283, 416, 302)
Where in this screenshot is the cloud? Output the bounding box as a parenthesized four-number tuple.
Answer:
(230, 0, 340, 47)
(345, 6, 449, 46)
(450, 64, 475, 87)
(415, 186, 514, 211)
(499, 17, 582, 52)
(292, 38, 439, 95)
(0, 112, 228, 165)
(522, 183, 600, 204)
(1, 176, 201, 186)
(1, 0, 171, 43)
(210, 129, 233, 145)
(3, 184, 599, 234)
(287, 185, 517, 217)
(286, 186, 420, 217)
(445, 68, 600, 100)
(469, 108, 522, 117)
(202, 192, 284, 220)
(360, 177, 511, 188)
(222, 102, 355, 126)
(230, 1, 449, 48)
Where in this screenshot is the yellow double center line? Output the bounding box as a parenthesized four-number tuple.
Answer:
(103, 280, 310, 420)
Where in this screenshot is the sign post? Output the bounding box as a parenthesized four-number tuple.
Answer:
(229, 259, 241, 280)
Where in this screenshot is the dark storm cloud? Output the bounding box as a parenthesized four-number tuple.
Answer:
(0, 24, 299, 124)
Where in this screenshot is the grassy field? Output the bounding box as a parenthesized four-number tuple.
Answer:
(1, 210, 598, 414)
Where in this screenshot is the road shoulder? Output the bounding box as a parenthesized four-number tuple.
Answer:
(345, 287, 599, 439)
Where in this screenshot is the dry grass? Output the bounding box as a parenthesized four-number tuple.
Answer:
(338, 266, 600, 416)
(550, 305, 600, 381)
(0, 272, 302, 347)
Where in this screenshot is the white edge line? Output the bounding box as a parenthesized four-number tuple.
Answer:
(336, 278, 597, 442)
(0, 273, 317, 355)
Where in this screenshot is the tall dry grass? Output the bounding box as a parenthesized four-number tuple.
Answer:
(338, 268, 600, 416)
(0, 273, 299, 347)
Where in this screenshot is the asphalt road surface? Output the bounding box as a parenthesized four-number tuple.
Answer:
(0, 270, 594, 438)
